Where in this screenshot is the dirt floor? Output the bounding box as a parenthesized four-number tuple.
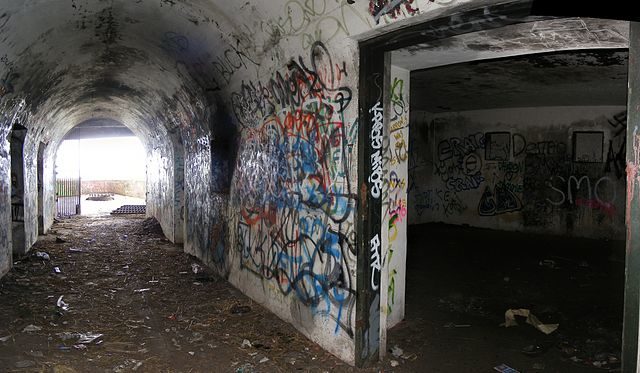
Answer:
(0, 215, 393, 373)
(0, 216, 626, 373)
(386, 223, 625, 373)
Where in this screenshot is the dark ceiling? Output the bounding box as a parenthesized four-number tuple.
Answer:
(411, 49, 629, 113)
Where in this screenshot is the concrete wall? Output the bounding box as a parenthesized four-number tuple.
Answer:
(381, 65, 410, 338)
(408, 106, 627, 240)
(146, 139, 177, 243)
(42, 143, 57, 234)
(222, 40, 360, 362)
(23, 136, 40, 251)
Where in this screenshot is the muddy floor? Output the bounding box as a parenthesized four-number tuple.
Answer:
(0, 215, 393, 373)
(386, 223, 625, 373)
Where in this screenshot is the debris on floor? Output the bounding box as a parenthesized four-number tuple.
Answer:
(0, 215, 382, 372)
(391, 345, 404, 358)
(521, 344, 546, 356)
(136, 217, 164, 235)
(494, 363, 520, 373)
(502, 308, 559, 334)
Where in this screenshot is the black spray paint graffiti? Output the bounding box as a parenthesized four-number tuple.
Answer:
(369, 0, 418, 24)
(414, 188, 466, 217)
(435, 132, 485, 192)
(478, 161, 523, 216)
(604, 111, 626, 179)
(261, 0, 372, 51)
(231, 41, 352, 130)
(232, 41, 357, 337)
(478, 182, 522, 216)
(512, 134, 566, 157)
(212, 42, 261, 85)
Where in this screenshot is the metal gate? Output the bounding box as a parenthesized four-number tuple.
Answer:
(56, 177, 81, 217)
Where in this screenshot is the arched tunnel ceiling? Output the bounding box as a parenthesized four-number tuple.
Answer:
(0, 0, 400, 148)
(0, 0, 264, 147)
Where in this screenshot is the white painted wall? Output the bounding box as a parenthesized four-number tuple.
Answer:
(381, 64, 410, 330)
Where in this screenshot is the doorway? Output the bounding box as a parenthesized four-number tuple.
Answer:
(356, 4, 637, 371)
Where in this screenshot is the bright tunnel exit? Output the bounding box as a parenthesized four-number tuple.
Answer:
(55, 136, 147, 216)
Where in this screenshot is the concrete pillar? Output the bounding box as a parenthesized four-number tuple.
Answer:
(380, 64, 410, 357)
(623, 21, 640, 373)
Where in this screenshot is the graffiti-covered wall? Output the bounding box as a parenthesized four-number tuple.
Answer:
(224, 40, 360, 363)
(146, 141, 177, 243)
(409, 106, 627, 240)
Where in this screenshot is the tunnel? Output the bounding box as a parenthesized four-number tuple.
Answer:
(1, 0, 640, 371)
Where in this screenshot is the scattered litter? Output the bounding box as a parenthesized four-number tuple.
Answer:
(259, 357, 269, 363)
(134, 288, 151, 293)
(231, 305, 252, 315)
(578, 260, 590, 268)
(539, 259, 558, 269)
(191, 263, 204, 274)
(390, 360, 399, 367)
(36, 251, 50, 260)
(521, 344, 545, 356)
(26, 351, 44, 358)
(235, 363, 255, 373)
(179, 271, 188, 275)
(112, 359, 142, 373)
(69, 247, 84, 253)
(501, 309, 558, 334)
(22, 324, 42, 333)
(15, 360, 36, 368)
(53, 266, 62, 274)
(0, 335, 11, 342)
(132, 361, 144, 371)
(241, 339, 252, 348)
(73, 344, 88, 350)
(390, 345, 404, 358)
(77, 333, 103, 344)
(188, 351, 195, 356)
(494, 363, 520, 373)
(443, 322, 471, 328)
(57, 295, 70, 311)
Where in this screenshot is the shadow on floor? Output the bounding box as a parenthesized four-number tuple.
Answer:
(387, 223, 624, 373)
